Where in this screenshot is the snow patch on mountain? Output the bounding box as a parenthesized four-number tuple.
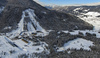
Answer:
(57, 38, 94, 52)
(73, 7, 83, 13)
(4, 26, 12, 30)
(6, 11, 25, 38)
(25, 9, 47, 33)
(85, 12, 100, 17)
(83, 9, 90, 12)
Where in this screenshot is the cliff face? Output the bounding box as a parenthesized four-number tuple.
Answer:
(0, 0, 93, 32)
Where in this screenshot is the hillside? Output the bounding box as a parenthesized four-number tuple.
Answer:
(0, 0, 100, 58)
(0, 0, 93, 33)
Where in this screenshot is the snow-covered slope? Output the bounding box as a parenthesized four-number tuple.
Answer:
(0, 0, 93, 32)
(78, 12, 100, 31)
(6, 9, 48, 39)
(0, 36, 49, 58)
(71, 6, 100, 32)
(57, 38, 94, 52)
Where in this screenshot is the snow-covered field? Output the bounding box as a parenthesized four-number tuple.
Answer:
(0, 36, 49, 58)
(57, 30, 100, 52)
(57, 38, 94, 52)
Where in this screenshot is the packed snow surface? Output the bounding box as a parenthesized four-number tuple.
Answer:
(57, 38, 94, 52)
